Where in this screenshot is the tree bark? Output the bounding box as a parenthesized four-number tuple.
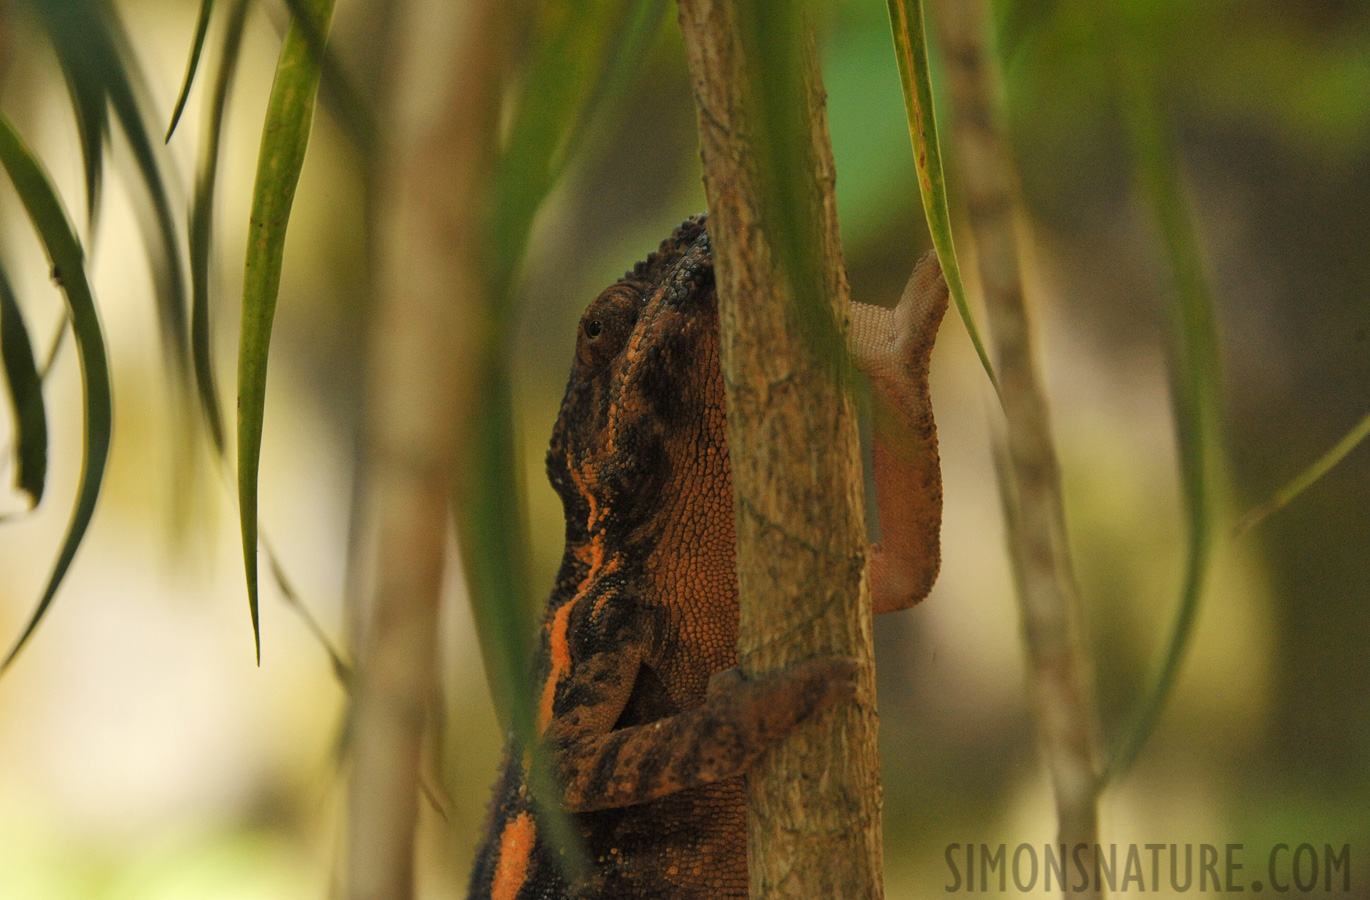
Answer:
(677, 4, 884, 898)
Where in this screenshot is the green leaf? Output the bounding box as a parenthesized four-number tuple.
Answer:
(545, 0, 666, 190)
(0, 264, 47, 507)
(462, 1, 662, 883)
(49, 45, 107, 226)
(35, 0, 192, 404)
(477, 0, 663, 713)
(1235, 409, 1370, 536)
(194, 0, 345, 681)
(238, 0, 338, 660)
(165, 0, 216, 142)
(457, 366, 535, 730)
(489, 0, 659, 307)
(277, 0, 377, 158)
(1096, 2, 1222, 788)
(474, 0, 665, 694)
(0, 113, 112, 674)
(190, 0, 251, 454)
(734, 0, 848, 376)
(886, 0, 1002, 401)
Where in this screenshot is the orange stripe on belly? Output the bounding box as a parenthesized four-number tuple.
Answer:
(490, 811, 537, 900)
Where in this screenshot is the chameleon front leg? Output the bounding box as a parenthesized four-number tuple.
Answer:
(539, 596, 856, 813)
(849, 251, 950, 613)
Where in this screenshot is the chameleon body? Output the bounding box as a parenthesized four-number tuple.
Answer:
(467, 216, 947, 900)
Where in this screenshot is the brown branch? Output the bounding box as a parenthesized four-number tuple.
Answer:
(927, 2, 1103, 894)
(344, 1, 505, 897)
(677, 3, 884, 898)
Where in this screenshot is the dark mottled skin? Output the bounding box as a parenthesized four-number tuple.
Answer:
(467, 216, 947, 900)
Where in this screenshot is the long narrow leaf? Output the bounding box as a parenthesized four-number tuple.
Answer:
(488, 0, 652, 306)
(473, 0, 664, 701)
(238, 0, 338, 659)
(0, 264, 47, 506)
(276, 0, 376, 158)
(886, 0, 1002, 401)
(0, 114, 112, 674)
(36, 0, 192, 403)
(190, 0, 250, 453)
(735, 0, 847, 375)
(474, 0, 663, 722)
(462, 1, 661, 883)
(545, 0, 665, 189)
(49, 53, 107, 226)
(1235, 409, 1370, 536)
(1097, 4, 1222, 787)
(165, 0, 216, 142)
(187, 0, 347, 679)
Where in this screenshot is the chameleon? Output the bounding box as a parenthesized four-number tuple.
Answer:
(467, 215, 947, 900)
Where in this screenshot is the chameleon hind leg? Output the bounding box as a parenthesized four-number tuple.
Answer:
(849, 252, 950, 614)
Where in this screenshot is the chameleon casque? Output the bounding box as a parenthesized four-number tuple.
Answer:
(468, 216, 948, 900)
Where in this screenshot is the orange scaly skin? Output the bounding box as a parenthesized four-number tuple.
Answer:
(467, 217, 947, 900)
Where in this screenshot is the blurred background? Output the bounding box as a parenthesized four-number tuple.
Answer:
(0, 0, 1366, 897)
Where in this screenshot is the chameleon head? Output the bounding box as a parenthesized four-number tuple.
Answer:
(546, 215, 728, 551)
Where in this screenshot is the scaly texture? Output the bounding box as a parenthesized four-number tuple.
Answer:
(467, 218, 947, 900)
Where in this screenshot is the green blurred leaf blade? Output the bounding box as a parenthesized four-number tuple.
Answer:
(0, 113, 112, 674)
(1097, 3, 1222, 787)
(278, 0, 377, 157)
(190, 0, 250, 455)
(166, 0, 216, 142)
(0, 264, 47, 506)
(465, 0, 663, 883)
(35, 0, 192, 404)
(735, 0, 847, 375)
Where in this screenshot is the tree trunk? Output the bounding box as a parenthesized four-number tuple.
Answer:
(677, 3, 884, 898)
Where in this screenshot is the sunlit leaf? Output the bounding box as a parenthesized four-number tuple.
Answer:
(0, 113, 111, 674)
(1097, 3, 1222, 788)
(238, 0, 338, 660)
(886, 0, 1002, 401)
(178, 0, 353, 684)
(0, 264, 47, 507)
(165, 0, 215, 142)
(1235, 409, 1370, 536)
(277, 0, 377, 158)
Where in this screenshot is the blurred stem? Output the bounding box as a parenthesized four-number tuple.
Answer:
(678, 2, 885, 897)
(345, 0, 504, 897)
(928, 1, 1102, 890)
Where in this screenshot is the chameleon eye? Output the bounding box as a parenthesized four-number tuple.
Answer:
(576, 290, 638, 369)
